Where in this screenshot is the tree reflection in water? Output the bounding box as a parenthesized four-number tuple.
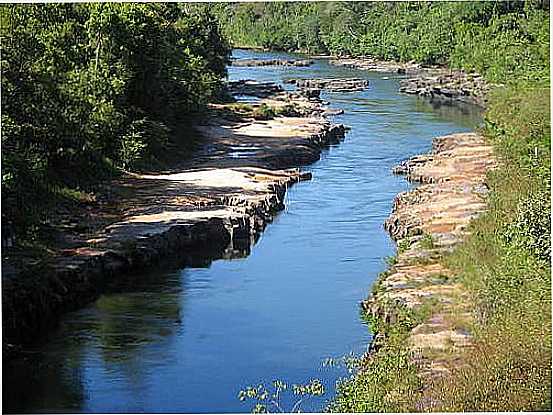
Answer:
(4, 265, 186, 413)
(413, 96, 484, 129)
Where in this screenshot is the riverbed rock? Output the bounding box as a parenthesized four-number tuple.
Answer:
(231, 58, 314, 67)
(385, 132, 496, 242)
(298, 88, 322, 100)
(191, 113, 346, 169)
(329, 57, 427, 74)
(399, 70, 491, 107)
(285, 78, 369, 92)
(228, 79, 284, 98)
(223, 80, 339, 118)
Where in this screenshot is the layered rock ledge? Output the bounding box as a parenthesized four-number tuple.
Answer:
(362, 132, 496, 408)
(328, 57, 492, 107)
(225, 79, 346, 118)
(3, 81, 346, 355)
(228, 80, 284, 98)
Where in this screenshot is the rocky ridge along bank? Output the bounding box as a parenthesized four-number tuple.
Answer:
(3, 81, 346, 355)
(226, 79, 346, 117)
(362, 132, 496, 409)
(329, 57, 428, 74)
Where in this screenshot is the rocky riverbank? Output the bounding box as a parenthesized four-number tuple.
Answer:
(2, 81, 346, 356)
(284, 78, 369, 92)
(362, 132, 496, 409)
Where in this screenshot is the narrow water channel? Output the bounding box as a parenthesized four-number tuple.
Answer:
(4, 50, 482, 413)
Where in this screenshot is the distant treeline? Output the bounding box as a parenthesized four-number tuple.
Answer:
(213, 1, 549, 82)
(1, 3, 230, 235)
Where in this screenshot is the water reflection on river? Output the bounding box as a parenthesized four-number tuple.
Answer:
(4, 50, 482, 413)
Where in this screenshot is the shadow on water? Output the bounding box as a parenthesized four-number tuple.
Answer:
(4, 264, 183, 413)
(3, 249, 255, 413)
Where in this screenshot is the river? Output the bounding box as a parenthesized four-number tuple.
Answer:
(4, 50, 482, 413)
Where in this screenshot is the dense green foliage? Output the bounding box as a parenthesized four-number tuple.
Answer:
(215, 1, 549, 83)
(1, 3, 230, 236)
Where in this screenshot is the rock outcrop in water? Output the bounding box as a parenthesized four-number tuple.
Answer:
(284, 78, 369, 92)
(328, 58, 492, 107)
(3, 78, 347, 356)
(231, 58, 314, 67)
(228, 80, 284, 98)
(399, 70, 491, 107)
(329, 57, 426, 74)
(224, 79, 345, 119)
(362, 132, 496, 408)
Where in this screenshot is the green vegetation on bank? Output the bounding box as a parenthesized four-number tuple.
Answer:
(1, 3, 230, 240)
(331, 86, 551, 413)
(214, 1, 549, 82)
(213, 1, 551, 412)
(432, 85, 551, 410)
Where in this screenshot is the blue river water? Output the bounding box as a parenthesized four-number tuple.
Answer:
(4, 50, 482, 413)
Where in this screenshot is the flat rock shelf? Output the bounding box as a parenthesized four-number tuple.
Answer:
(363, 132, 496, 410)
(231, 58, 314, 67)
(284, 78, 370, 92)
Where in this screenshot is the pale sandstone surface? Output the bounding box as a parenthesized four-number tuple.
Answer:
(363, 132, 496, 408)
(231, 58, 314, 67)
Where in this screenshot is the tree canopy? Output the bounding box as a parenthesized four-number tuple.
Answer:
(1, 3, 230, 234)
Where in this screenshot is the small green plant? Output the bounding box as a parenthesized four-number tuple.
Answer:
(275, 104, 299, 117)
(397, 238, 411, 254)
(419, 233, 435, 250)
(238, 379, 325, 413)
(252, 103, 276, 120)
(384, 255, 397, 266)
(229, 102, 254, 113)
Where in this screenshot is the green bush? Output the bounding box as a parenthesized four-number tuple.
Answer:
(252, 104, 276, 120)
(1, 3, 230, 239)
